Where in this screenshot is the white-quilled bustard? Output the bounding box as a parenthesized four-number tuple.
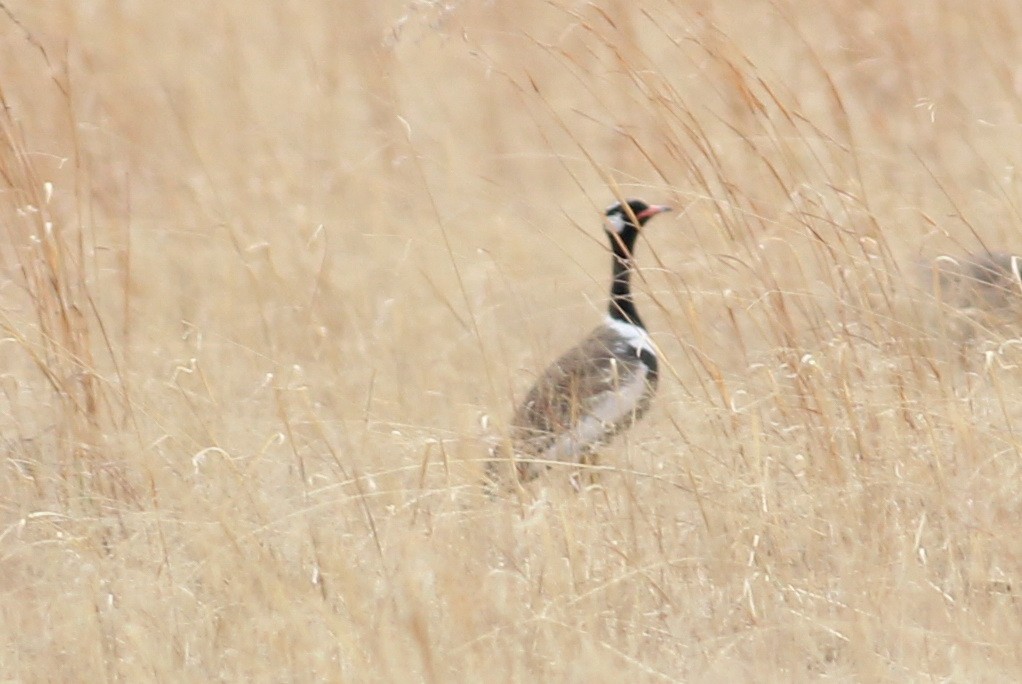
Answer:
(488, 199, 672, 487)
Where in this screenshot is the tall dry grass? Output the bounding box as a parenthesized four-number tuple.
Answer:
(3, 0, 1022, 680)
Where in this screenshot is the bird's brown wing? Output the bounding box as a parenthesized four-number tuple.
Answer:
(509, 325, 651, 455)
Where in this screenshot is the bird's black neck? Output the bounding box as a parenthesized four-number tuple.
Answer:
(608, 230, 644, 329)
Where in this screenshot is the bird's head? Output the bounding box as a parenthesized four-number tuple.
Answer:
(604, 199, 671, 235)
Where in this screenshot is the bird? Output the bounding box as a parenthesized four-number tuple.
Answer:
(930, 252, 1022, 312)
(924, 251, 1022, 341)
(487, 198, 672, 488)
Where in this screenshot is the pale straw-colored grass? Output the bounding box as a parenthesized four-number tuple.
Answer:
(3, 1, 1022, 680)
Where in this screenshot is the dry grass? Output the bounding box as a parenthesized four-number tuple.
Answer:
(3, 0, 1022, 680)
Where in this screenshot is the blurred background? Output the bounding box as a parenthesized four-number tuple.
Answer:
(3, 1, 1022, 679)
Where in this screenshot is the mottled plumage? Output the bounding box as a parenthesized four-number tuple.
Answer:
(932, 252, 1022, 311)
(502, 322, 658, 482)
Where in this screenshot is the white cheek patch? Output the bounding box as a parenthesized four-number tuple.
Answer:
(606, 212, 627, 233)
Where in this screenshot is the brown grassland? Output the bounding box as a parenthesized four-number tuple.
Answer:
(4, 0, 1022, 680)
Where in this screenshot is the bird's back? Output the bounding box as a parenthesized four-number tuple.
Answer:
(932, 252, 1022, 312)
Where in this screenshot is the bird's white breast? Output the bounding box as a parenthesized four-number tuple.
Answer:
(588, 362, 650, 424)
(602, 315, 654, 357)
(538, 362, 651, 464)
